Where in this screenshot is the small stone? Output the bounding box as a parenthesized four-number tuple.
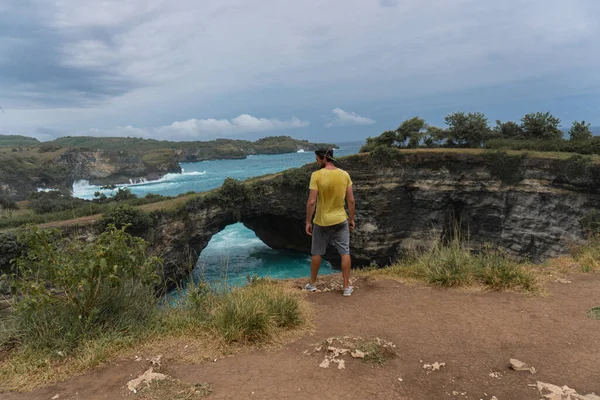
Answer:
(489, 371, 502, 379)
(397, 378, 403, 382)
(319, 358, 330, 368)
(337, 359, 346, 370)
(51, 395, 59, 400)
(351, 350, 366, 359)
(554, 278, 572, 284)
(423, 362, 446, 371)
(150, 355, 163, 367)
(314, 345, 322, 352)
(509, 358, 536, 374)
(127, 368, 168, 392)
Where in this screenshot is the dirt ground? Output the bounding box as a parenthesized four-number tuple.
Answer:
(2, 273, 599, 400)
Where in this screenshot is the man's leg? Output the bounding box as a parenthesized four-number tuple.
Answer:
(310, 255, 322, 284)
(340, 254, 351, 289)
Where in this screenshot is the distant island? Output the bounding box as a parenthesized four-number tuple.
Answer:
(0, 135, 337, 200)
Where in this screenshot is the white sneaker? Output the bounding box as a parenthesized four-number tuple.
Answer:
(343, 286, 353, 296)
(305, 283, 317, 292)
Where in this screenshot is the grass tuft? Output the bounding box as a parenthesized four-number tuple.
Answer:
(367, 230, 537, 292)
(588, 306, 600, 320)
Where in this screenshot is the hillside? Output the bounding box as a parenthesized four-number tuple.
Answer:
(0, 135, 40, 147)
(49, 135, 336, 159)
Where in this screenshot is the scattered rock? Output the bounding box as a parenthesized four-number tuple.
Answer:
(127, 368, 168, 393)
(149, 355, 163, 367)
(555, 278, 572, 284)
(423, 362, 446, 371)
(509, 358, 536, 374)
(332, 359, 346, 370)
(351, 350, 366, 359)
(319, 359, 330, 369)
(489, 371, 502, 379)
(537, 382, 600, 400)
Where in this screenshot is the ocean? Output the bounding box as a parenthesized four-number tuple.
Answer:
(72, 142, 363, 285)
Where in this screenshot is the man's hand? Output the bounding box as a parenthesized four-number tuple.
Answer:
(349, 219, 355, 231)
(305, 222, 313, 236)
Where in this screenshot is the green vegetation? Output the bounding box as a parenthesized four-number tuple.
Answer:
(367, 232, 537, 292)
(3, 226, 162, 355)
(49, 135, 335, 157)
(0, 232, 19, 274)
(570, 235, 600, 273)
(588, 306, 600, 320)
(484, 151, 525, 185)
(0, 226, 305, 391)
(0, 195, 18, 218)
(0, 134, 40, 147)
(99, 203, 153, 233)
(569, 120, 593, 142)
(138, 379, 213, 399)
(360, 110, 600, 158)
(0, 190, 169, 230)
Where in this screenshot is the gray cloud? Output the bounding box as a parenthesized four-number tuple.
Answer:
(76, 114, 310, 141)
(1, 0, 599, 139)
(379, 0, 399, 7)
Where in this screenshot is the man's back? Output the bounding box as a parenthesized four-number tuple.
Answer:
(309, 168, 352, 227)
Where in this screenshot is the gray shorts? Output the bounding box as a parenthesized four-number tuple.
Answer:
(311, 220, 350, 256)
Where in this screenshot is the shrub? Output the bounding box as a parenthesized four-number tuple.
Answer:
(580, 211, 600, 236)
(215, 177, 247, 205)
(0, 232, 20, 275)
(100, 204, 153, 233)
(112, 187, 137, 202)
(370, 145, 399, 166)
(484, 151, 525, 185)
(3, 226, 162, 355)
(281, 168, 311, 190)
(27, 191, 86, 215)
(553, 154, 591, 182)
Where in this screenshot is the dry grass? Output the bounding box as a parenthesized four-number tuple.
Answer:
(137, 379, 212, 399)
(0, 280, 310, 393)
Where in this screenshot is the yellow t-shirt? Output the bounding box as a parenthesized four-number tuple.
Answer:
(309, 168, 353, 226)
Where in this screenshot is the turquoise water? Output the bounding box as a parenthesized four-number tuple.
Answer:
(72, 142, 362, 285)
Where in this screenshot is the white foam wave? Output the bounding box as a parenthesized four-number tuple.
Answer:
(71, 170, 206, 199)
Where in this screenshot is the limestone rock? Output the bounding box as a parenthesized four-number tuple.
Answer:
(509, 358, 536, 374)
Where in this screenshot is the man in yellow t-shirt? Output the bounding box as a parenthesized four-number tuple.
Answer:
(305, 148, 355, 296)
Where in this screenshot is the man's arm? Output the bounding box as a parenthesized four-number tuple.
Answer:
(346, 185, 355, 230)
(305, 189, 318, 235)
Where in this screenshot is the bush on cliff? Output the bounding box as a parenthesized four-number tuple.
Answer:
(99, 203, 153, 233)
(483, 151, 525, 185)
(27, 191, 87, 215)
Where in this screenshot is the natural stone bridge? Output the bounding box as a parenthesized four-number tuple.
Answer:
(145, 150, 600, 285)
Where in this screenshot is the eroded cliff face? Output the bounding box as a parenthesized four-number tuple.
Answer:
(55, 150, 182, 186)
(146, 150, 600, 285)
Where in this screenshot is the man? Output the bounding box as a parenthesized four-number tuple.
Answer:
(305, 148, 355, 296)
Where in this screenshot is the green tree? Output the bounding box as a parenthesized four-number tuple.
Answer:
(0, 195, 19, 218)
(520, 112, 562, 140)
(360, 130, 398, 152)
(493, 120, 524, 139)
(569, 120, 593, 142)
(422, 126, 446, 148)
(444, 112, 490, 147)
(396, 117, 427, 148)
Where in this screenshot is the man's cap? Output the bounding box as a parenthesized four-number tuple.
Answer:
(315, 147, 336, 161)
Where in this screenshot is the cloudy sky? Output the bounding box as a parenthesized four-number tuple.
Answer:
(1, 0, 599, 142)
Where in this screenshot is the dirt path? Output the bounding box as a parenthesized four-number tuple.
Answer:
(3, 274, 599, 400)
